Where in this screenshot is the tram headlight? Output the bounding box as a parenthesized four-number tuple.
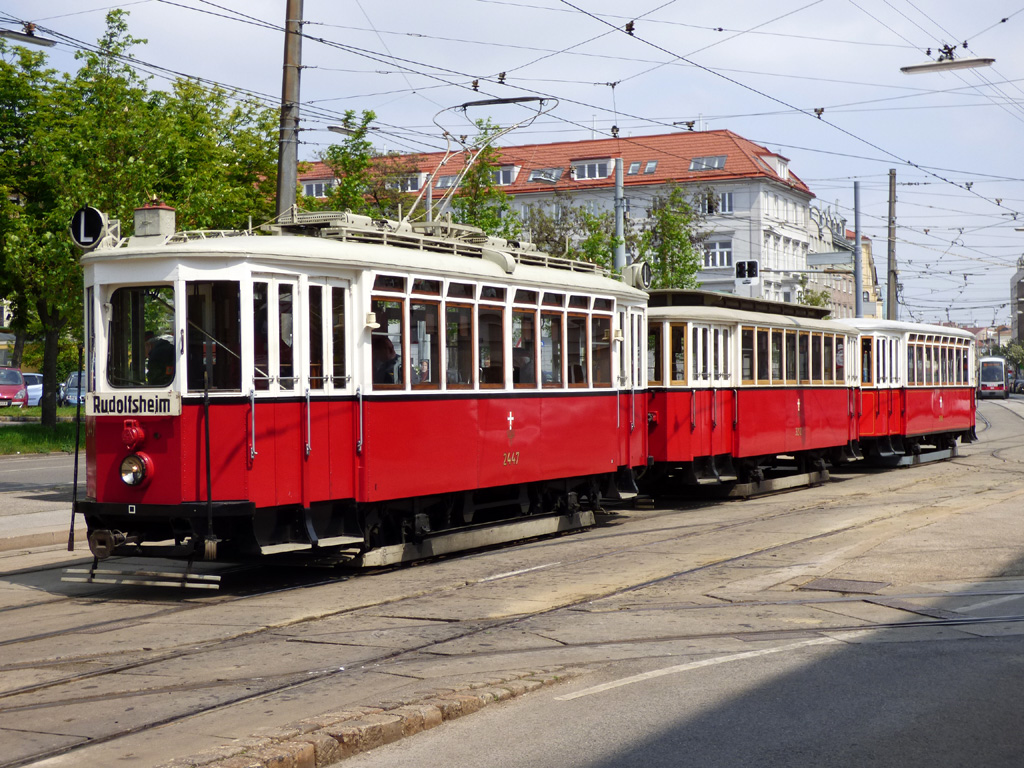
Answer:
(120, 453, 152, 486)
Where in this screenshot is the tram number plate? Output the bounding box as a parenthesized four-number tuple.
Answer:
(503, 451, 521, 466)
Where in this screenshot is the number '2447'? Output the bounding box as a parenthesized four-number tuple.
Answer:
(503, 451, 520, 466)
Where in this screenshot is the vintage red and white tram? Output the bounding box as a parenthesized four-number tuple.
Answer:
(643, 291, 861, 489)
(79, 208, 650, 563)
(845, 319, 976, 458)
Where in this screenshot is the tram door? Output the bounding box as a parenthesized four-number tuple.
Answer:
(249, 276, 303, 507)
(689, 324, 733, 462)
(626, 308, 646, 468)
(321, 282, 355, 503)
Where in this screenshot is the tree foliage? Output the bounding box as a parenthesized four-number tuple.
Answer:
(522, 192, 616, 270)
(449, 119, 521, 240)
(798, 274, 832, 312)
(632, 185, 705, 290)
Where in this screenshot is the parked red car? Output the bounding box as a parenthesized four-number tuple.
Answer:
(0, 367, 28, 408)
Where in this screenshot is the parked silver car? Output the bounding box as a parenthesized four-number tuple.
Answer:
(22, 372, 43, 407)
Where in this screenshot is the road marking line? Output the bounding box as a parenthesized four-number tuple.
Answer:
(479, 563, 562, 582)
(555, 637, 837, 701)
(960, 594, 1024, 613)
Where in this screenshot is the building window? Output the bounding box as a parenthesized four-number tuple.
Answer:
(528, 167, 562, 183)
(491, 166, 517, 186)
(387, 175, 422, 192)
(303, 181, 332, 198)
(628, 161, 641, 175)
(644, 160, 658, 174)
(701, 192, 734, 215)
(436, 175, 458, 189)
(703, 240, 733, 268)
(689, 155, 726, 171)
(572, 160, 610, 180)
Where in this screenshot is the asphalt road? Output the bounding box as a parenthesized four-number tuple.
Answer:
(2, 399, 1024, 767)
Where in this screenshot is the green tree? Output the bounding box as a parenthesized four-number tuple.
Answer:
(798, 274, 832, 312)
(522, 192, 616, 269)
(449, 119, 521, 240)
(632, 185, 705, 289)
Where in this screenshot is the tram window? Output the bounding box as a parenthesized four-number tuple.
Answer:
(567, 314, 588, 386)
(878, 339, 886, 384)
(712, 328, 721, 379)
(798, 332, 810, 383)
(331, 287, 347, 386)
(946, 347, 954, 384)
(543, 292, 564, 307)
(594, 298, 613, 312)
(812, 333, 823, 383)
(672, 324, 687, 384)
(373, 274, 406, 293)
(309, 286, 325, 390)
(824, 335, 835, 384)
(481, 286, 506, 302)
(756, 328, 770, 383)
(915, 346, 924, 386)
(278, 285, 295, 391)
(107, 285, 176, 389)
(592, 316, 612, 387)
(648, 324, 663, 385)
(445, 304, 473, 388)
(479, 305, 505, 387)
(691, 327, 700, 380)
(771, 329, 783, 382)
(541, 313, 563, 387)
(784, 331, 797, 383)
(569, 296, 589, 309)
(924, 346, 933, 385)
(448, 282, 474, 299)
(860, 337, 873, 385)
(955, 349, 963, 385)
(514, 289, 538, 305)
(186, 281, 241, 392)
(908, 345, 916, 385)
(253, 282, 270, 391)
(721, 328, 731, 377)
(741, 327, 754, 383)
(836, 336, 846, 382)
(700, 327, 709, 380)
(411, 278, 440, 295)
(371, 298, 404, 388)
(513, 310, 538, 388)
(86, 287, 95, 391)
(410, 302, 440, 389)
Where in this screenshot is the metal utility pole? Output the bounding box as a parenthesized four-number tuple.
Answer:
(275, 0, 304, 219)
(854, 181, 863, 318)
(613, 158, 626, 269)
(886, 169, 898, 320)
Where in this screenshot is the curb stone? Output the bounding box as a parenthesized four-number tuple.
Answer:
(156, 668, 584, 768)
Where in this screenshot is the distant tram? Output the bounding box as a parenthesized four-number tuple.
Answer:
(977, 356, 1009, 400)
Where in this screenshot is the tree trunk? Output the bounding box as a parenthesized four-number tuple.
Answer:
(36, 299, 66, 429)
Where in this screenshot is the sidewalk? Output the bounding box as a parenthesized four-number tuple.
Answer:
(0, 508, 83, 552)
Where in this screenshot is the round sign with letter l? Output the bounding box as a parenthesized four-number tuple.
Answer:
(70, 206, 106, 250)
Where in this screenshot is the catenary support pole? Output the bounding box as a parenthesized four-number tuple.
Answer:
(613, 158, 626, 269)
(275, 0, 303, 219)
(887, 169, 898, 320)
(854, 181, 863, 318)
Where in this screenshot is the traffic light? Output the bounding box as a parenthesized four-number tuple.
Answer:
(735, 260, 759, 279)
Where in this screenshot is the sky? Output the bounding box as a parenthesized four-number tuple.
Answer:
(3, 0, 1024, 327)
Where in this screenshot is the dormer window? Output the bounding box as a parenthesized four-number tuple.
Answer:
(435, 175, 458, 189)
(689, 155, 726, 171)
(644, 160, 658, 174)
(528, 168, 563, 183)
(571, 159, 611, 180)
(303, 180, 333, 198)
(491, 166, 518, 186)
(628, 162, 641, 175)
(387, 174, 424, 192)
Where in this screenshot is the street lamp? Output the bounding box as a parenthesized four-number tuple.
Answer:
(0, 23, 57, 47)
(901, 45, 993, 74)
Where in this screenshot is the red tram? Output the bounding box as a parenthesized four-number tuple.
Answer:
(79, 208, 650, 563)
(643, 291, 860, 489)
(846, 319, 977, 459)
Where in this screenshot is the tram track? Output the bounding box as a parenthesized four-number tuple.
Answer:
(2, 457, 1005, 767)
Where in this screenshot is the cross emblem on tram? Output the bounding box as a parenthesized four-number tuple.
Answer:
(507, 411, 515, 429)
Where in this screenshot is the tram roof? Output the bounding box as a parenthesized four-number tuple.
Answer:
(648, 289, 831, 320)
(82, 213, 647, 301)
(843, 317, 976, 342)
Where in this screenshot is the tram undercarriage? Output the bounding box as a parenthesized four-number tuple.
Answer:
(78, 472, 621, 564)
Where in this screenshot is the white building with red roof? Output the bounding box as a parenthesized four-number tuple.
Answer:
(300, 129, 819, 302)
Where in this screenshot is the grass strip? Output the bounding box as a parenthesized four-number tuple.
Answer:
(0, 423, 82, 455)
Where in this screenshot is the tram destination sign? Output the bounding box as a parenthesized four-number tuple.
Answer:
(86, 392, 182, 417)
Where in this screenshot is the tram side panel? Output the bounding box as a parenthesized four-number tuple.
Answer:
(903, 386, 975, 439)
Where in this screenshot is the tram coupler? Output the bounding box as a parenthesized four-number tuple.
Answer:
(87, 529, 139, 560)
